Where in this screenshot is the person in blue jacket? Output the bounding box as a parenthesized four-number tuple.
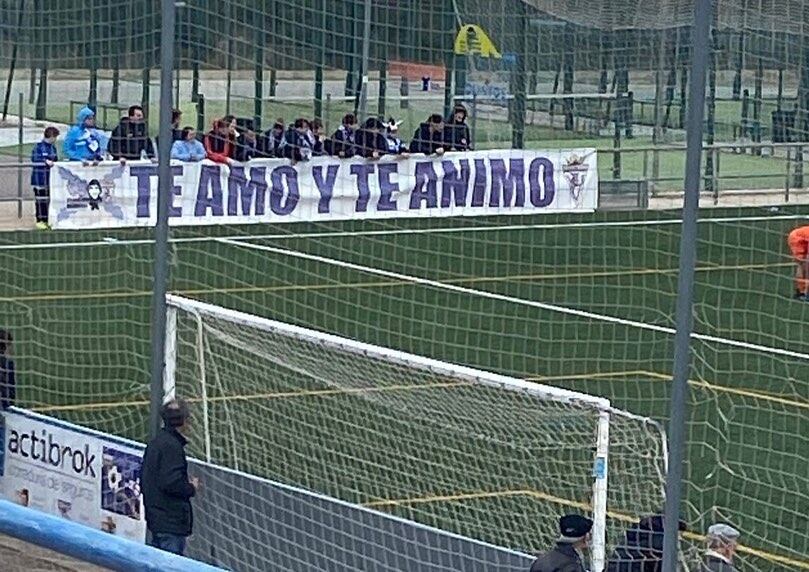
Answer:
(30, 126, 59, 229)
(170, 127, 206, 162)
(63, 106, 108, 162)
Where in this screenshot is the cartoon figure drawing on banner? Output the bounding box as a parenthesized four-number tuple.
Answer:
(562, 153, 592, 206)
(56, 165, 126, 222)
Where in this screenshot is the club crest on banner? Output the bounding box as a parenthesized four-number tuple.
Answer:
(562, 153, 591, 206)
(56, 164, 126, 222)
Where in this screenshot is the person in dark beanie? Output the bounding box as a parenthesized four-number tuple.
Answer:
(171, 109, 183, 142)
(606, 514, 687, 572)
(410, 113, 446, 155)
(530, 514, 592, 572)
(30, 126, 59, 229)
(0, 330, 16, 410)
(108, 105, 155, 162)
(354, 117, 390, 159)
(325, 113, 358, 158)
(141, 399, 200, 556)
(446, 103, 472, 151)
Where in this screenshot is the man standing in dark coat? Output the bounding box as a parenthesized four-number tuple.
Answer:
(0, 330, 15, 410)
(701, 524, 740, 572)
(141, 399, 199, 556)
(606, 514, 687, 572)
(530, 514, 592, 572)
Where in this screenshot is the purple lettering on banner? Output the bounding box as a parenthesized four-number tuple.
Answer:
(376, 163, 399, 211)
(130, 164, 157, 217)
(350, 163, 375, 212)
(270, 166, 299, 215)
(313, 164, 339, 213)
(228, 166, 268, 216)
(409, 161, 438, 209)
(471, 158, 487, 207)
(529, 157, 555, 207)
(169, 165, 184, 217)
(195, 164, 225, 216)
(489, 158, 525, 207)
(440, 160, 470, 207)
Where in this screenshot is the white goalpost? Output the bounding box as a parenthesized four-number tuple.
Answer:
(163, 294, 667, 571)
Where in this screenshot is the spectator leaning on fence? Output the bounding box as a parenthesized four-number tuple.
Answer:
(410, 113, 446, 156)
(260, 120, 285, 158)
(280, 118, 313, 163)
(702, 524, 740, 572)
(109, 105, 156, 162)
(446, 103, 472, 151)
(63, 106, 108, 163)
(384, 118, 408, 155)
(204, 119, 234, 165)
(171, 127, 206, 162)
(325, 113, 358, 158)
(311, 119, 326, 156)
(0, 330, 16, 411)
(529, 514, 592, 572)
(233, 124, 260, 162)
(141, 399, 200, 556)
(30, 126, 59, 229)
(354, 117, 389, 159)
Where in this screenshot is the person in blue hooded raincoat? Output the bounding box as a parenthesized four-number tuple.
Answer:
(63, 106, 108, 162)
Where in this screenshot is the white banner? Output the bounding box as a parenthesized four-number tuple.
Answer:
(0, 410, 146, 542)
(49, 149, 597, 229)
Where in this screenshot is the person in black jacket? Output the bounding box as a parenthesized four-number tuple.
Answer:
(446, 103, 472, 151)
(0, 330, 16, 410)
(325, 113, 358, 158)
(354, 117, 389, 159)
(109, 105, 155, 162)
(280, 118, 313, 163)
(410, 113, 446, 155)
(606, 514, 687, 572)
(141, 399, 199, 556)
(260, 120, 285, 158)
(530, 514, 592, 572)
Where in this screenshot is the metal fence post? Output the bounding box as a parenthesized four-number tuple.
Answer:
(17, 92, 23, 219)
(661, 1, 711, 571)
(149, 0, 177, 440)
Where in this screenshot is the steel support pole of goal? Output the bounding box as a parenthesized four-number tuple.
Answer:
(148, 0, 177, 440)
(661, 1, 712, 571)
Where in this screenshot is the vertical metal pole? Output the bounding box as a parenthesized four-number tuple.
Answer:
(357, 0, 372, 120)
(149, 0, 177, 440)
(17, 93, 23, 219)
(661, 2, 711, 571)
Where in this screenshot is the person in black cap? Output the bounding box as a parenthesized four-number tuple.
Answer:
(530, 513, 593, 572)
(606, 514, 687, 572)
(141, 399, 199, 556)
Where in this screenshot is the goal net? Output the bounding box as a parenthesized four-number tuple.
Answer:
(165, 294, 667, 572)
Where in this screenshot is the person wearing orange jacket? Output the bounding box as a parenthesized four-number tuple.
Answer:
(203, 119, 234, 164)
(787, 225, 809, 299)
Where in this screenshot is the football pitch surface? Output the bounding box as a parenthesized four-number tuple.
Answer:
(1, 207, 807, 570)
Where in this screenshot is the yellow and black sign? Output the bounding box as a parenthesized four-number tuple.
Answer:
(453, 24, 501, 58)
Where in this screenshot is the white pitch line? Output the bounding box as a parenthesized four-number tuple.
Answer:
(218, 237, 809, 363)
(0, 212, 805, 252)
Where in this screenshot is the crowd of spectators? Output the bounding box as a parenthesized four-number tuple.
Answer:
(171, 103, 472, 164)
(29, 103, 472, 227)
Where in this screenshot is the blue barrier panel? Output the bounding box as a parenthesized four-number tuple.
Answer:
(0, 499, 226, 572)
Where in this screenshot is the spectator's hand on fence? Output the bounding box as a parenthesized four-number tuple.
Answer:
(190, 476, 201, 492)
(45, 160, 54, 167)
(119, 158, 127, 166)
(338, 152, 345, 158)
(435, 147, 445, 156)
(371, 151, 380, 160)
